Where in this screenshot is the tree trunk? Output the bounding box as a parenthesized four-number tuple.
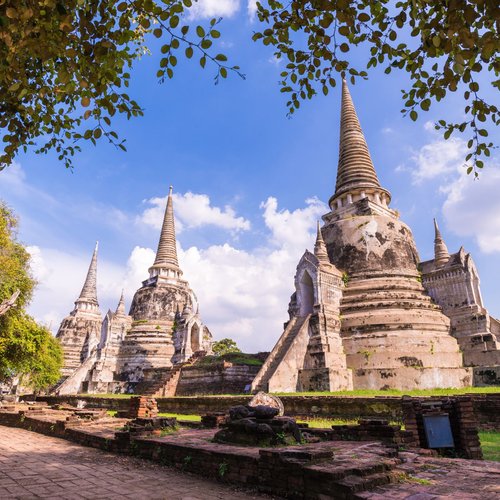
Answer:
(0, 290, 20, 316)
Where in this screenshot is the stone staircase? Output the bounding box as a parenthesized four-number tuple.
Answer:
(135, 351, 206, 397)
(251, 315, 310, 392)
(54, 350, 98, 395)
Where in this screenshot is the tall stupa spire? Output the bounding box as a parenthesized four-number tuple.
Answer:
(329, 80, 391, 210)
(433, 218, 450, 267)
(149, 185, 182, 278)
(75, 242, 99, 309)
(314, 221, 330, 264)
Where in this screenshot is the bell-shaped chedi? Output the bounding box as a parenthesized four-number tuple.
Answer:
(117, 186, 212, 386)
(56, 242, 103, 378)
(320, 81, 472, 390)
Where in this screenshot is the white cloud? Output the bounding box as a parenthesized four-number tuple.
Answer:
(188, 0, 240, 19)
(410, 136, 467, 184)
(399, 122, 469, 184)
(1, 163, 57, 207)
(177, 196, 327, 351)
(403, 126, 500, 254)
(139, 192, 251, 233)
(261, 196, 326, 249)
(443, 165, 500, 253)
(1, 163, 129, 233)
(247, 0, 258, 20)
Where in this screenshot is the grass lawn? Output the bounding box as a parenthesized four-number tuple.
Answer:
(158, 413, 202, 422)
(79, 393, 133, 398)
(297, 418, 358, 428)
(479, 431, 500, 462)
(272, 387, 500, 397)
(76, 387, 500, 399)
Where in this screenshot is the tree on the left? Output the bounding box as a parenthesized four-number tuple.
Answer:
(0, 202, 63, 392)
(0, 0, 241, 170)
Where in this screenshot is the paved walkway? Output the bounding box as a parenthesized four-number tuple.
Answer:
(0, 426, 270, 500)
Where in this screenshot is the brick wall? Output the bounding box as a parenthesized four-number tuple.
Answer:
(24, 393, 500, 430)
(401, 396, 483, 459)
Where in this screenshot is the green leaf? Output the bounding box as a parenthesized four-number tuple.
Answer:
(420, 99, 431, 111)
(170, 16, 179, 29)
(196, 26, 205, 38)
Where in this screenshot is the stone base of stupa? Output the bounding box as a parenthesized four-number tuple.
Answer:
(352, 367, 472, 390)
(298, 367, 353, 392)
(340, 275, 473, 390)
(116, 321, 176, 381)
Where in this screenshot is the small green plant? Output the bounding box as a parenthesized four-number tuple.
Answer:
(129, 440, 139, 456)
(183, 455, 192, 467)
(159, 425, 179, 437)
(359, 350, 373, 362)
(341, 272, 349, 287)
(20, 414, 25, 423)
(155, 325, 161, 330)
(430, 341, 435, 355)
(218, 461, 228, 478)
(276, 431, 286, 443)
(394, 472, 432, 485)
(50, 424, 55, 432)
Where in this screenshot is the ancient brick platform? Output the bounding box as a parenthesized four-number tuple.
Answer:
(0, 426, 266, 499)
(0, 404, 498, 499)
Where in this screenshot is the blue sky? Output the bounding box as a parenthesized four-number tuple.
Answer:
(1, 1, 499, 352)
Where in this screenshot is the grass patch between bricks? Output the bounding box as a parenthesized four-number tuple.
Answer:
(479, 431, 500, 462)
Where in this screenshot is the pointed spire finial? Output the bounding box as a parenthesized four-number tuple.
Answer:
(150, 185, 181, 275)
(314, 221, 330, 263)
(115, 289, 126, 315)
(76, 242, 99, 308)
(329, 80, 392, 210)
(335, 80, 381, 195)
(433, 218, 450, 266)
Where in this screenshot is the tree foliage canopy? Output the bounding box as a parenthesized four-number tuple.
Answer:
(0, 0, 241, 169)
(254, 0, 499, 175)
(0, 203, 63, 391)
(212, 337, 241, 356)
(0, 0, 498, 174)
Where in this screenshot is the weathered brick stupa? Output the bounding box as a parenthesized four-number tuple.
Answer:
(55, 186, 213, 395)
(56, 243, 102, 379)
(256, 80, 473, 391)
(115, 186, 213, 385)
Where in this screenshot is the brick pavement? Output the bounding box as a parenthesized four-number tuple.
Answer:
(0, 426, 271, 500)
